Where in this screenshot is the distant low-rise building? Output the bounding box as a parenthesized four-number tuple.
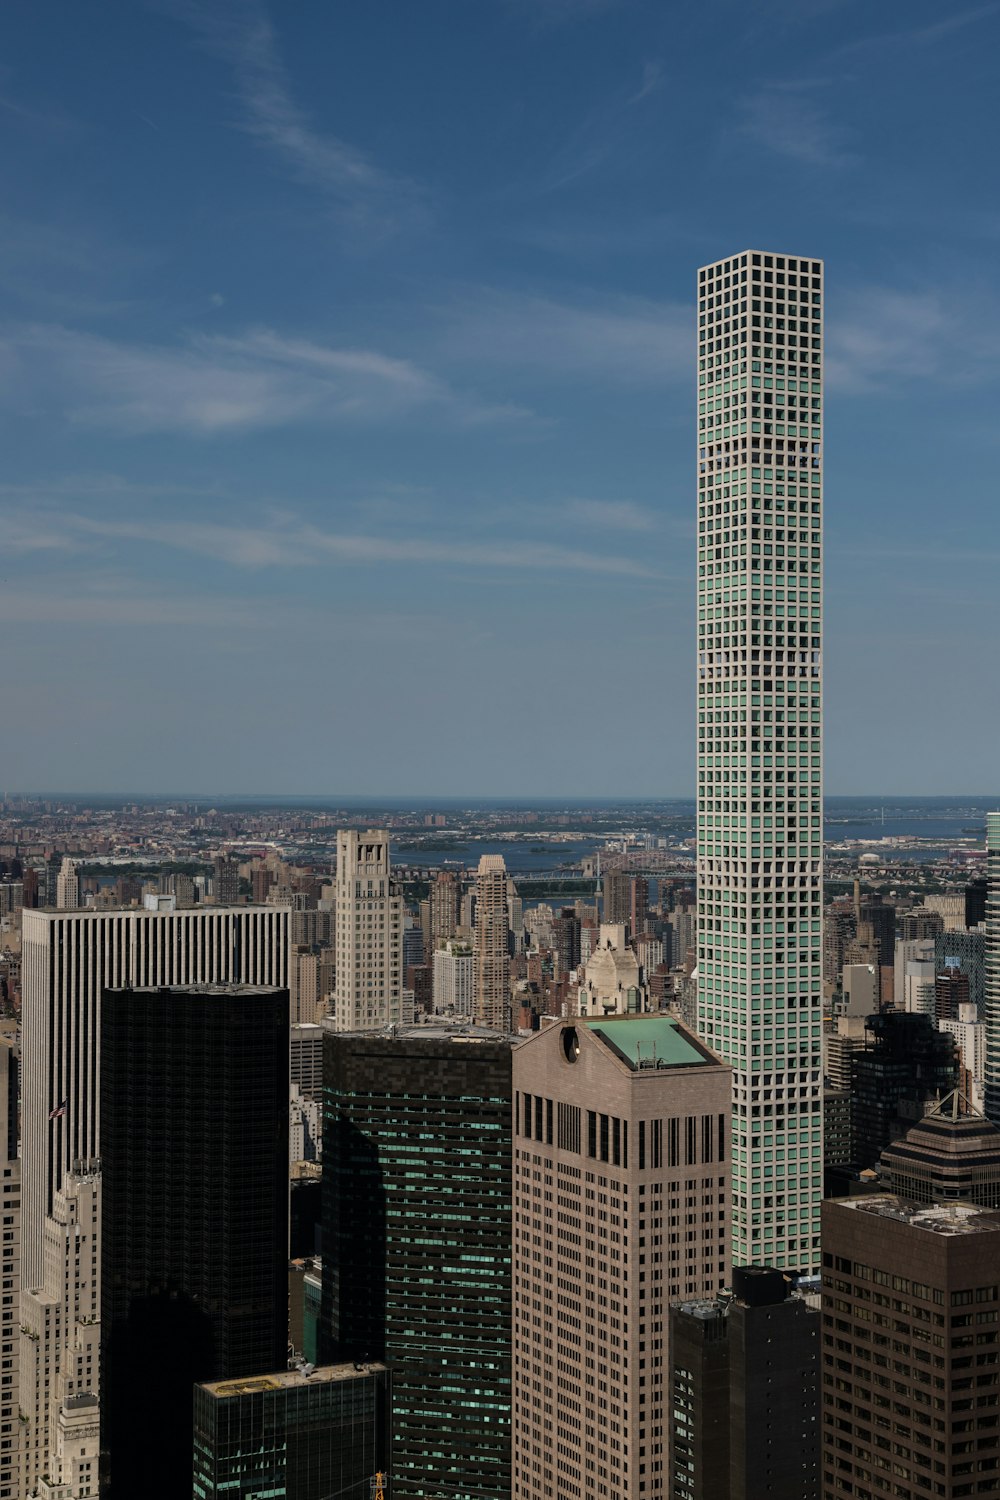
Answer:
(432, 940, 474, 1015)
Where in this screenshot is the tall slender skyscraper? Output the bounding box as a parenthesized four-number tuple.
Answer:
(696, 250, 824, 1272)
(332, 830, 403, 1031)
(474, 853, 510, 1031)
(984, 812, 1000, 1125)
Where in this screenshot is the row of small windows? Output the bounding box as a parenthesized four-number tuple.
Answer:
(699, 252, 821, 280)
(824, 1255, 999, 1306)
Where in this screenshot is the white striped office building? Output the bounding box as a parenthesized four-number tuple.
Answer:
(21, 905, 290, 1289)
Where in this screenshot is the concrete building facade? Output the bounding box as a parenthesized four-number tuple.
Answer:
(577, 928, 646, 1017)
(426, 869, 460, 954)
(290, 1021, 323, 1101)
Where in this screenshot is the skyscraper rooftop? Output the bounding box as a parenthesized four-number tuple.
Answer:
(880, 1091, 1000, 1207)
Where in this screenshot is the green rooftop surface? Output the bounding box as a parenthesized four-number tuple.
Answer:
(585, 1016, 710, 1070)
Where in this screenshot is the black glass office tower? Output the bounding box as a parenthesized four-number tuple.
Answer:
(99, 984, 290, 1500)
(193, 1363, 390, 1500)
(669, 1267, 820, 1500)
(322, 1024, 513, 1500)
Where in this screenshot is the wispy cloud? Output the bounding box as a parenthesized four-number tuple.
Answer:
(910, 2, 1000, 43)
(70, 511, 658, 578)
(628, 60, 664, 107)
(504, 0, 622, 20)
(0, 212, 153, 320)
(0, 583, 260, 629)
(832, 2, 1000, 60)
(0, 511, 82, 555)
(736, 81, 853, 167)
(537, 57, 665, 192)
(439, 287, 690, 384)
(4, 323, 528, 433)
(562, 498, 658, 532)
(825, 286, 998, 394)
(3, 504, 658, 580)
(165, 0, 426, 236)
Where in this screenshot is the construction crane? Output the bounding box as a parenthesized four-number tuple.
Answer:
(371, 1473, 387, 1500)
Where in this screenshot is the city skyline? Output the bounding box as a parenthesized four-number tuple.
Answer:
(1, 1, 999, 795)
(4, 5, 1000, 1495)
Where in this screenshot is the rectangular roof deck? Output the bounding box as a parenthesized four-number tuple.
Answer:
(585, 1016, 715, 1071)
(200, 1362, 388, 1399)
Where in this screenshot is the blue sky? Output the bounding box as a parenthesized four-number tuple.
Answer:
(1, 0, 998, 797)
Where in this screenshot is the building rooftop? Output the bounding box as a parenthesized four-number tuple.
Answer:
(836, 1194, 1000, 1237)
(106, 982, 286, 998)
(675, 1298, 727, 1322)
(27, 903, 278, 919)
(199, 1361, 387, 1400)
(882, 1094, 1000, 1175)
(585, 1015, 715, 1070)
(322, 1017, 516, 1045)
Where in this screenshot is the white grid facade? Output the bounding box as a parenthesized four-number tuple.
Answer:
(695, 249, 824, 1272)
(984, 812, 1000, 1125)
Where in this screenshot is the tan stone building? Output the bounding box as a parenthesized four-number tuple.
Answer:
(290, 946, 335, 1025)
(577, 924, 647, 1017)
(424, 868, 460, 956)
(512, 1014, 731, 1500)
(331, 830, 402, 1032)
(474, 853, 510, 1030)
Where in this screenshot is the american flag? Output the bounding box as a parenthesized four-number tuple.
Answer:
(48, 1098, 68, 1121)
